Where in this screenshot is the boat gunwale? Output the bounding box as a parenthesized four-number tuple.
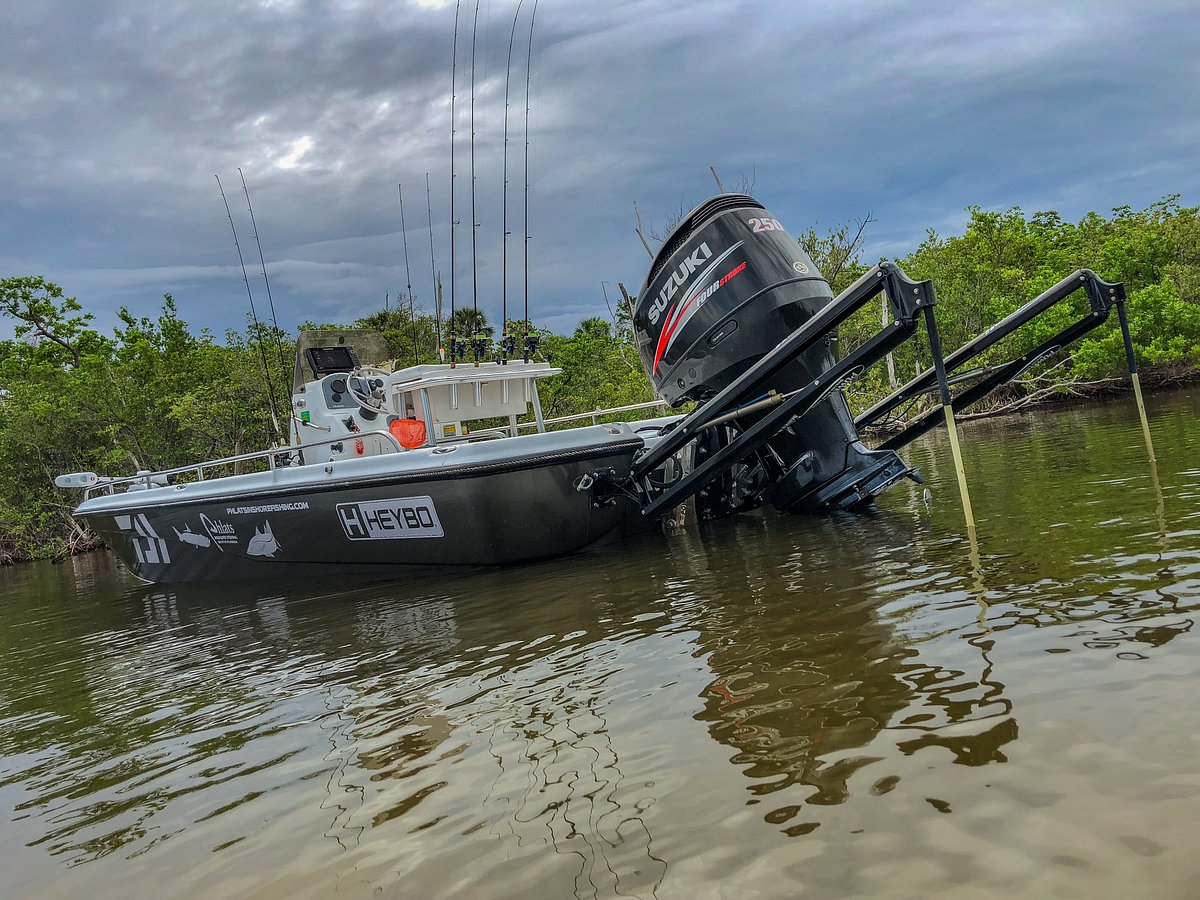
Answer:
(74, 435, 646, 518)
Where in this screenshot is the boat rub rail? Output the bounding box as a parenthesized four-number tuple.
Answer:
(73, 437, 645, 518)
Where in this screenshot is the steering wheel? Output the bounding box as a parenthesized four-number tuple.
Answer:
(344, 366, 393, 417)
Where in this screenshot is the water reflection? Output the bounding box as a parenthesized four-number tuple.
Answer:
(674, 512, 1017, 828)
(1, 389, 1198, 896)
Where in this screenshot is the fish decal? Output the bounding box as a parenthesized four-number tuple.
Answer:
(172, 524, 212, 549)
(246, 521, 280, 558)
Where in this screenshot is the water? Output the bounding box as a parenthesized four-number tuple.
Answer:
(2, 389, 1199, 898)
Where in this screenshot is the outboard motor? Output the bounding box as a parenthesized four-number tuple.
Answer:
(633, 194, 916, 514)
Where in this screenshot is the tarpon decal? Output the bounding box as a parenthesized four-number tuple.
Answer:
(172, 525, 212, 548)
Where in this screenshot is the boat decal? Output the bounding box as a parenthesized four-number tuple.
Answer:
(647, 241, 715, 325)
(652, 247, 748, 375)
(172, 524, 212, 549)
(115, 513, 171, 565)
(225, 501, 310, 515)
(246, 521, 281, 557)
(200, 513, 238, 551)
(337, 496, 444, 541)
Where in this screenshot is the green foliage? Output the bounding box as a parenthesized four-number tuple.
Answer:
(355, 294, 441, 363)
(0, 279, 287, 561)
(825, 198, 1200, 407)
(0, 276, 99, 368)
(538, 317, 656, 422)
(899, 197, 1200, 381)
(797, 217, 872, 295)
(446, 306, 494, 341)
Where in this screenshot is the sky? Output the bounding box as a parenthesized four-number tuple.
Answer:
(1, 0, 1197, 341)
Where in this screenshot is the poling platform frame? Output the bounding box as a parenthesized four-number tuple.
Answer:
(625, 264, 1129, 522)
(861, 268, 1128, 449)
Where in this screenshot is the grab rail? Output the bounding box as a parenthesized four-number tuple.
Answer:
(81, 401, 673, 498)
(89, 429, 405, 496)
(516, 399, 670, 430)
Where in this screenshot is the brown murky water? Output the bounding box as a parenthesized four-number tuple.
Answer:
(2, 389, 1199, 898)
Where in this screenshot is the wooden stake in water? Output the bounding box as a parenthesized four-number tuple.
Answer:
(1131, 372, 1156, 463)
(1115, 299, 1156, 465)
(923, 306, 977, 533)
(1115, 297, 1166, 545)
(942, 404, 977, 532)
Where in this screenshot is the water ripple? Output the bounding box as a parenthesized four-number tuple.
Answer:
(2, 390, 1199, 897)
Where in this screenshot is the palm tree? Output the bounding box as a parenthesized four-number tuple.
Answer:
(447, 307, 494, 340)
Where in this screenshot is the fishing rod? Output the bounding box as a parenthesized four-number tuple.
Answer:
(469, 0, 483, 365)
(397, 183, 419, 365)
(522, 0, 541, 362)
(238, 169, 289, 375)
(500, 0, 526, 365)
(215, 174, 283, 441)
(425, 172, 442, 358)
(449, 0, 463, 368)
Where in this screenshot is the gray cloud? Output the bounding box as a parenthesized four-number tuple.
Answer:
(2, 0, 1197, 340)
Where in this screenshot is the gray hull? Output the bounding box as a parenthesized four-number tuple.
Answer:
(76, 426, 648, 583)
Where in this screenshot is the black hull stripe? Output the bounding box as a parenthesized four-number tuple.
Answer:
(77, 438, 643, 518)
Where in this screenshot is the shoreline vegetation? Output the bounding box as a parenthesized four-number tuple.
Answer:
(2, 198, 1197, 565)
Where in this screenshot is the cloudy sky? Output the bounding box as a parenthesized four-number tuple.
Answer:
(2, 0, 1197, 340)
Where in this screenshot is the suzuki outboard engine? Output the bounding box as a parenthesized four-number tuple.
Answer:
(633, 194, 916, 515)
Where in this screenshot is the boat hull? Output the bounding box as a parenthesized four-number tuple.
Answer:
(77, 428, 647, 583)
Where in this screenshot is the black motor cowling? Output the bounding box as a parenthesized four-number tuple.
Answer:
(634, 195, 915, 513)
(634, 194, 832, 404)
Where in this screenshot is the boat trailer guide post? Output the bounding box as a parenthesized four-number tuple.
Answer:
(55, 194, 1144, 584)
